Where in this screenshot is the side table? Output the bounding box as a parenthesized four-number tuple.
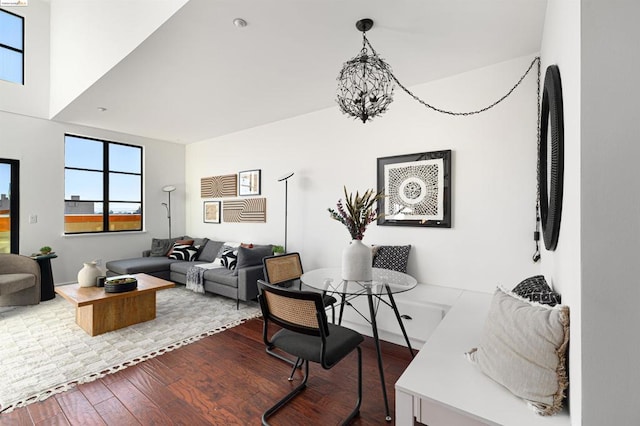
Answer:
(31, 253, 58, 301)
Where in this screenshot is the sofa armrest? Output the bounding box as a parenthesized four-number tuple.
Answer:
(237, 265, 264, 302)
(142, 250, 151, 257)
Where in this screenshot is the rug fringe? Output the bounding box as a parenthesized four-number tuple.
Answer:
(0, 312, 262, 414)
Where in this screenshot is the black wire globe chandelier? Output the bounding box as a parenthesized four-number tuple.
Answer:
(336, 18, 540, 124)
(336, 19, 394, 123)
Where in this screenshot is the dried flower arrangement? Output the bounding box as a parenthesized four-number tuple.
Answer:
(328, 186, 384, 240)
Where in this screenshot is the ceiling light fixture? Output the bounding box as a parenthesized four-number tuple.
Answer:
(233, 18, 247, 28)
(336, 18, 541, 123)
(97, 107, 107, 112)
(336, 19, 394, 123)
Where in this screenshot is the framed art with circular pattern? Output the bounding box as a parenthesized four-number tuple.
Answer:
(377, 150, 452, 228)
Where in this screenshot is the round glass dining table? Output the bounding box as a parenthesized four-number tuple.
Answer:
(301, 267, 417, 422)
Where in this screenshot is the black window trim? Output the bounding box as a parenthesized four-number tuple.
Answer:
(0, 158, 19, 253)
(0, 8, 25, 85)
(64, 133, 143, 235)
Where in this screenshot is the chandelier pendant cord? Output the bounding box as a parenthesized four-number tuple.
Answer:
(363, 34, 543, 260)
(364, 35, 540, 117)
(533, 57, 542, 262)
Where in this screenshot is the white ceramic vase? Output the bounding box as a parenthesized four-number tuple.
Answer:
(78, 261, 102, 287)
(342, 239, 373, 281)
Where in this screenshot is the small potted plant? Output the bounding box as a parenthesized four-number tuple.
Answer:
(39, 246, 53, 255)
(272, 245, 285, 256)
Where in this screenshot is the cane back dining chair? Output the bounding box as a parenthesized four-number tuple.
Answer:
(256, 280, 363, 425)
(262, 253, 337, 322)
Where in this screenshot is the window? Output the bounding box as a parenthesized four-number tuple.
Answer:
(0, 9, 24, 85)
(64, 134, 143, 234)
(0, 158, 19, 253)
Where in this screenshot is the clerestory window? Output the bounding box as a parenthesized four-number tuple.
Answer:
(0, 8, 24, 85)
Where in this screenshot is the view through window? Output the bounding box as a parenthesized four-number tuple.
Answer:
(0, 159, 19, 253)
(0, 8, 24, 85)
(64, 135, 143, 234)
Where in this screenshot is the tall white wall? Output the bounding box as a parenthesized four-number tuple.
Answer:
(581, 1, 640, 424)
(539, 0, 581, 423)
(0, 110, 186, 284)
(186, 55, 542, 292)
(49, 0, 188, 117)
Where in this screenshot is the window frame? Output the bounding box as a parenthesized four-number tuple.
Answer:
(64, 134, 143, 235)
(0, 8, 25, 85)
(0, 158, 19, 253)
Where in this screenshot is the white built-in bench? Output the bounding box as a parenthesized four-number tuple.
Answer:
(395, 290, 571, 426)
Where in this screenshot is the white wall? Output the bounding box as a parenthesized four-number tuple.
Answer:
(186, 55, 542, 292)
(49, 0, 188, 117)
(0, 0, 50, 119)
(539, 0, 581, 423)
(581, 1, 640, 424)
(0, 110, 185, 284)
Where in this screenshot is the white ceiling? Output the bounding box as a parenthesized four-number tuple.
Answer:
(51, 0, 548, 144)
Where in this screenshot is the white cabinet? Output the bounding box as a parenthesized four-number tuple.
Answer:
(338, 284, 463, 348)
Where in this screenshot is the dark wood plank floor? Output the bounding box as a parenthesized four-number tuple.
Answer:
(1, 317, 415, 425)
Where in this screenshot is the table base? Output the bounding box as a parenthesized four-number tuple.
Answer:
(76, 292, 157, 336)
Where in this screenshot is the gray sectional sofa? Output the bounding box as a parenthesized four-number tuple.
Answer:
(105, 236, 273, 307)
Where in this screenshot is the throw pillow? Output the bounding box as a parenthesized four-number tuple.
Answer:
(220, 249, 238, 270)
(198, 240, 223, 262)
(372, 245, 412, 273)
(512, 275, 562, 306)
(465, 287, 570, 416)
(150, 237, 181, 257)
(168, 243, 199, 261)
(216, 242, 241, 259)
(234, 245, 274, 276)
(167, 239, 194, 257)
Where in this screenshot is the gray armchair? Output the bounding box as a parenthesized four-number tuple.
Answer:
(0, 253, 41, 306)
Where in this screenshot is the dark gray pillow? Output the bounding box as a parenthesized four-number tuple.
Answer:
(234, 245, 273, 276)
(198, 240, 223, 262)
(512, 275, 562, 307)
(372, 245, 411, 273)
(150, 237, 181, 257)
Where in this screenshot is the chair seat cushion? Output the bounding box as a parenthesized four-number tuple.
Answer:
(0, 273, 36, 295)
(272, 324, 364, 367)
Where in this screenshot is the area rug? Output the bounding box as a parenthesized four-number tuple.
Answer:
(0, 287, 261, 413)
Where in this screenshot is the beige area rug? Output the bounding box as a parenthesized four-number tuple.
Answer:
(0, 286, 261, 413)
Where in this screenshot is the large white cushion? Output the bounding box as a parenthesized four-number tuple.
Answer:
(466, 286, 570, 416)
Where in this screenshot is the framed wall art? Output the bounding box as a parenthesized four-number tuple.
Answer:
(223, 198, 266, 223)
(201, 174, 237, 198)
(377, 150, 452, 228)
(238, 169, 261, 196)
(203, 201, 221, 223)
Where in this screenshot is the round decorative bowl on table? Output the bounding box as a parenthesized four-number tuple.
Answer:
(104, 276, 138, 293)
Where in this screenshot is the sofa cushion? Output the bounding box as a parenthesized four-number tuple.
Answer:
(203, 267, 238, 287)
(198, 240, 224, 262)
(106, 257, 179, 274)
(234, 245, 274, 276)
(0, 273, 36, 295)
(465, 286, 569, 416)
(220, 249, 238, 270)
(150, 237, 182, 257)
(168, 243, 199, 261)
(169, 260, 208, 274)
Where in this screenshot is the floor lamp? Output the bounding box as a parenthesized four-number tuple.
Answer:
(161, 185, 176, 239)
(278, 173, 294, 253)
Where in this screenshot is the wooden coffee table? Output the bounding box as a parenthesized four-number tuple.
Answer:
(55, 273, 175, 336)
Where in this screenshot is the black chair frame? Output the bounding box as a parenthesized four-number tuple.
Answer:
(257, 280, 362, 426)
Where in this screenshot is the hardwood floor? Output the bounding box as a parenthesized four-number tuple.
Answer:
(1, 317, 415, 425)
